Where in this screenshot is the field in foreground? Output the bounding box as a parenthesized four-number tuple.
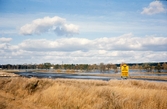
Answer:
(0, 77, 167, 109)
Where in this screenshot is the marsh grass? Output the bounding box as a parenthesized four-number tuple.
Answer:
(0, 71, 19, 77)
(0, 77, 167, 109)
(65, 69, 76, 74)
(130, 75, 167, 81)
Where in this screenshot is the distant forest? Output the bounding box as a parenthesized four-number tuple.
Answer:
(0, 62, 167, 73)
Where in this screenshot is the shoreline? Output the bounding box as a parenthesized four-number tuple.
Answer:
(1, 70, 167, 82)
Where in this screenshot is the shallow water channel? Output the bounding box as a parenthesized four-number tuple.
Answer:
(15, 72, 114, 81)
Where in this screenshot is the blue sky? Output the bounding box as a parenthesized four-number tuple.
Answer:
(0, 0, 167, 64)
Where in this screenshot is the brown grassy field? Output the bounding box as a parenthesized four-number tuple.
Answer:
(0, 77, 167, 109)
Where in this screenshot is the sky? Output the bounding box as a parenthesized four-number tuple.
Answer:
(0, 0, 167, 65)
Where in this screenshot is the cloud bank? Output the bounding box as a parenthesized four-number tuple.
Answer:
(141, 1, 166, 15)
(18, 33, 167, 52)
(20, 16, 79, 36)
(1, 33, 167, 64)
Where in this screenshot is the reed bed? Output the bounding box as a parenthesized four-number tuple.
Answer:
(0, 77, 167, 109)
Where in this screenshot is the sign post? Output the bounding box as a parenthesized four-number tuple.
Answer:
(121, 64, 129, 79)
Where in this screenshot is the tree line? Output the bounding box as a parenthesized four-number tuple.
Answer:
(0, 62, 167, 73)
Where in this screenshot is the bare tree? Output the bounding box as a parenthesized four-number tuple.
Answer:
(112, 64, 118, 73)
(99, 63, 105, 73)
(106, 64, 111, 72)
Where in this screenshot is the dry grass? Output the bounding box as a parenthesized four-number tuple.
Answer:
(0, 77, 167, 109)
(65, 69, 76, 74)
(0, 71, 19, 77)
(130, 75, 167, 81)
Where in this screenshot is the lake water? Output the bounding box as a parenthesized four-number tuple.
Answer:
(79, 69, 167, 76)
(15, 72, 114, 81)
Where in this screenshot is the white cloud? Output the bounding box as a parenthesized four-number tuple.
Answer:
(1, 33, 167, 64)
(54, 24, 79, 36)
(0, 37, 12, 43)
(141, 1, 166, 15)
(20, 16, 79, 36)
(19, 38, 91, 52)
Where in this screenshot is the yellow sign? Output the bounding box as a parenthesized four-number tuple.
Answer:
(121, 64, 129, 78)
